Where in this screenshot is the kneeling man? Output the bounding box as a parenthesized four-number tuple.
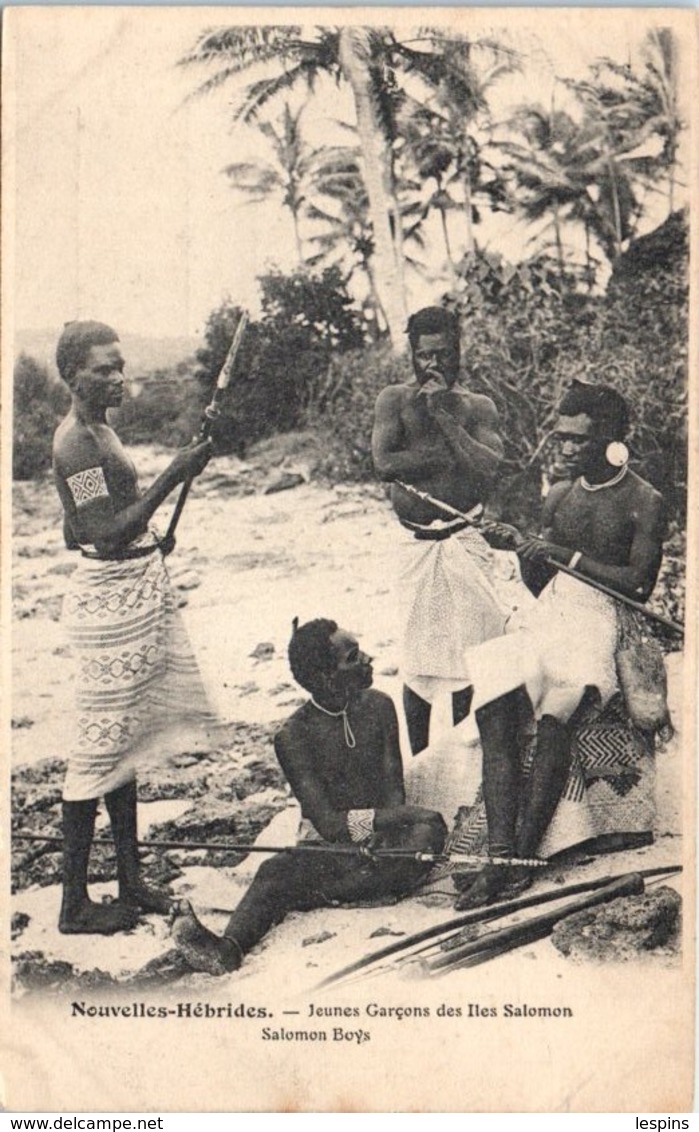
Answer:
(171, 619, 447, 974)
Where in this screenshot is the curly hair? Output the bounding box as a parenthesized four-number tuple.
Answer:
(288, 617, 338, 695)
(406, 306, 460, 352)
(559, 380, 630, 440)
(56, 320, 119, 387)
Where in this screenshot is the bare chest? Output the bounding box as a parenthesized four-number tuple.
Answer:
(400, 392, 476, 441)
(551, 484, 636, 561)
(99, 430, 140, 498)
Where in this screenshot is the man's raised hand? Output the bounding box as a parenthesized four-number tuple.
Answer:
(169, 439, 213, 484)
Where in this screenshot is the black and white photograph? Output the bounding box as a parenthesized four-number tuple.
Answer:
(2, 6, 695, 1112)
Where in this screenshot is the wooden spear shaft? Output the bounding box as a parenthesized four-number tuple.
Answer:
(428, 872, 646, 974)
(316, 865, 681, 989)
(11, 832, 545, 868)
(395, 480, 683, 635)
(166, 311, 248, 542)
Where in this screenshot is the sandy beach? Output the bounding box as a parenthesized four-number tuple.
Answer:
(11, 439, 685, 999)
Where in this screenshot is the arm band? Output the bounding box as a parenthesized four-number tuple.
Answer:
(569, 551, 583, 570)
(347, 809, 375, 844)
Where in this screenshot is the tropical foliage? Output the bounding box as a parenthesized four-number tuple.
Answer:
(181, 24, 682, 340)
(13, 354, 69, 479)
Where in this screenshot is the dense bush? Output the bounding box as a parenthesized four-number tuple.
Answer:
(12, 354, 69, 479)
(195, 266, 367, 452)
(307, 342, 412, 481)
(111, 362, 203, 448)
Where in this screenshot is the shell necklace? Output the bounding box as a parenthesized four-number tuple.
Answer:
(580, 464, 628, 492)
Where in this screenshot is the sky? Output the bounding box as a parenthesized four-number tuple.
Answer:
(4, 8, 692, 343)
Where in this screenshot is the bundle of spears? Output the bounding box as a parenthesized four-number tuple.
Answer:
(316, 865, 682, 987)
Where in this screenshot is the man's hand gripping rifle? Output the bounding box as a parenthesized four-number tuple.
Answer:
(164, 311, 248, 550)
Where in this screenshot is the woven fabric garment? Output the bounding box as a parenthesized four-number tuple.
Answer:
(444, 695, 655, 861)
(398, 525, 510, 703)
(465, 570, 619, 723)
(62, 548, 217, 801)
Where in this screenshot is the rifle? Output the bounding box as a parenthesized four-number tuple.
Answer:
(395, 480, 683, 636)
(165, 310, 248, 543)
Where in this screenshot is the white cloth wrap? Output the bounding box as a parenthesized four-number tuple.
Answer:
(398, 525, 508, 704)
(62, 548, 217, 800)
(465, 571, 619, 723)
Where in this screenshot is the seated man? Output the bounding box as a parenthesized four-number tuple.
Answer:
(456, 380, 667, 907)
(170, 618, 447, 975)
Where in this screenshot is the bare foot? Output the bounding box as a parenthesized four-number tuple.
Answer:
(170, 900, 242, 976)
(59, 899, 139, 935)
(121, 883, 173, 915)
(454, 864, 532, 910)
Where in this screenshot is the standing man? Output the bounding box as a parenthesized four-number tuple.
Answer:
(52, 320, 214, 934)
(459, 381, 666, 906)
(371, 306, 516, 760)
(170, 619, 447, 975)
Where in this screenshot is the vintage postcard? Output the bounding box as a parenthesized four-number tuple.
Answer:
(2, 6, 696, 1112)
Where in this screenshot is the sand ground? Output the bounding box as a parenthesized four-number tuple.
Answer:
(10, 443, 685, 998)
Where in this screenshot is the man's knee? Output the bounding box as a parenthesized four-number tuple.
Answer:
(254, 854, 300, 891)
(539, 713, 568, 737)
(407, 813, 447, 854)
(476, 686, 529, 730)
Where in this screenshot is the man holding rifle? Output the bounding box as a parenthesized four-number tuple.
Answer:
(52, 319, 214, 935)
(457, 380, 668, 906)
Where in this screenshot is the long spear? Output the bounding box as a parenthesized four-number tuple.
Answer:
(316, 865, 681, 988)
(165, 310, 249, 542)
(10, 831, 544, 868)
(395, 480, 683, 635)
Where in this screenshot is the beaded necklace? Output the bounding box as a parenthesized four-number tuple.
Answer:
(580, 464, 628, 492)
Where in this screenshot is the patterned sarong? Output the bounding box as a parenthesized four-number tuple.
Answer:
(62, 548, 217, 801)
(439, 694, 656, 860)
(398, 526, 512, 704)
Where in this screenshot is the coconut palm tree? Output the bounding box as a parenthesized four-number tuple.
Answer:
(501, 103, 644, 278)
(394, 33, 519, 258)
(303, 146, 384, 322)
(181, 24, 409, 347)
(640, 28, 682, 212)
(303, 143, 426, 330)
(182, 24, 524, 346)
(223, 103, 313, 263)
(566, 31, 683, 221)
(395, 96, 510, 284)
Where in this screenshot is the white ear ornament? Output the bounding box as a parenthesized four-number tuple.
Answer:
(605, 441, 629, 468)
